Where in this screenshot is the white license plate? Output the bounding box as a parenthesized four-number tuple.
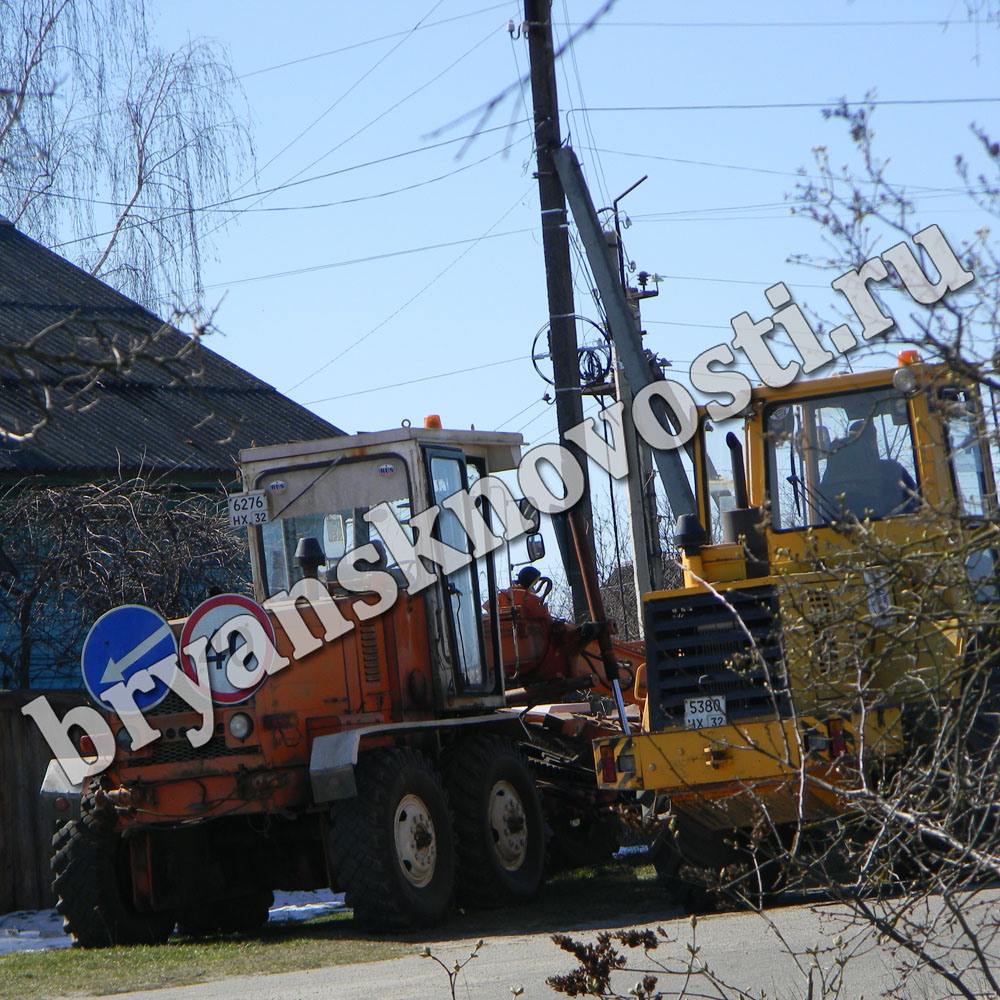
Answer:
(227, 490, 270, 528)
(684, 695, 726, 730)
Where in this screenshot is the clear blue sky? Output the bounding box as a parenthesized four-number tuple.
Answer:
(155, 0, 998, 452)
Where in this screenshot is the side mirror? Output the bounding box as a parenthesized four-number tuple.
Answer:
(517, 497, 541, 535)
(525, 533, 545, 562)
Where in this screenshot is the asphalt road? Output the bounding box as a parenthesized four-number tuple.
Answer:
(72, 894, 974, 1000)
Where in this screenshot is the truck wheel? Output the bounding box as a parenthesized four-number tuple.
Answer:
(444, 735, 546, 907)
(328, 747, 455, 928)
(649, 811, 731, 913)
(51, 797, 174, 947)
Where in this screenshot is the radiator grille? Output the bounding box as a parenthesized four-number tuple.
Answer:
(131, 732, 260, 766)
(644, 585, 789, 730)
(360, 625, 381, 686)
(145, 691, 191, 717)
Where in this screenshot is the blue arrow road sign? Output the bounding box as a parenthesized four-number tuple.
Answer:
(81, 605, 178, 712)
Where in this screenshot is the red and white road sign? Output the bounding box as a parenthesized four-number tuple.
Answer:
(179, 594, 280, 704)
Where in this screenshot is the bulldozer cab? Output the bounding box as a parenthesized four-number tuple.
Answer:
(238, 425, 525, 711)
(764, 386, 920, 528)
(691, 361, 1000, 575)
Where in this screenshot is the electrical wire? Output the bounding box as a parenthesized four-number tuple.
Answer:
(212, 137, 529, 214)
(238, 5, 512, 80)
(52, 5, 515, 132)
(237, 0, 448, 198)
(285, 190, 532, 392)
(205, 227, 534, 291)
(560, 0, 612, 210)
(495, 396, 548, 431)
(557, 18, 988, 29)
(572, 97, 1000, 113)
(304, 355, 527, 405)
(508, 4, 536, 156)
(276, 22, 499, 192)
(49, 121, 531, 249)
(162, 1, 496, 280)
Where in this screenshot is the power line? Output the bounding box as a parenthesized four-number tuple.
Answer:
(52, 5, 514, 131)
(285, 190, 533, 392)
(559, 19, 985, 29)
(239, 5, 511, 80)
(159, 0, 456, 280)
(273, 21, 499, 194)
(571, 97, 1000, 113)
(658, 272, 832, 289)
(213, 138, 528, 214)
(205, 227, 534, 291)
(495, 396, 548, 431)
(243, 0, 447, 195)
(157, 8, 507, 281)
(305, 356, 527, 405)
(556, 1, 612, 211)
(586, 146, 980, 196)
(49, 121, 530, 249)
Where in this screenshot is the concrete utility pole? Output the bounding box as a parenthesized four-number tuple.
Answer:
(552, 146, 696, 523)
(524, 0, 594, 622)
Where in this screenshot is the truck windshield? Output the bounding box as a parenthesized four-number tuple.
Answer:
(765, 387, 919, 529)
(258, 455, 411, 595)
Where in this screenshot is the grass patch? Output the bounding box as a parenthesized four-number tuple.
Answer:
(0, 913, 411, 1000)
(0, 861, 674, 1000)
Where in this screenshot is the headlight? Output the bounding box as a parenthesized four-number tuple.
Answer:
(228, 712, 254, 741)
(892, 366, 918, 395)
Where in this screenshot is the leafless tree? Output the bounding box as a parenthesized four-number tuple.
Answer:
(0, 475, 249, 689)
(0, 0, 253, 311)
(0, 1, 254, 444)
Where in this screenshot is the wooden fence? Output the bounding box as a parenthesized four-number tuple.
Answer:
(0, 689, 86, 913)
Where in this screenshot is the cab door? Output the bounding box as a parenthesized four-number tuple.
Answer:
(423, 447, 495, 696)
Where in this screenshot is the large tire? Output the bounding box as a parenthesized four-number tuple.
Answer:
(51, 794, 174, 947)
(443, 735, 546, 907)
(328, 747, 455, 929)
(649, 811, 734, 911)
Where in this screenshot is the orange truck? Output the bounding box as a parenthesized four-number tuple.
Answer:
(42, 423, 638, 945)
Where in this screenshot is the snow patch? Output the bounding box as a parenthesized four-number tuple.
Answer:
(268, 889, 345, 923)
(0, 890, 346, 955)
(0, 908, 72, 956)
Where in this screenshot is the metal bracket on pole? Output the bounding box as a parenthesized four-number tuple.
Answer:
(553, 145, 697, 521)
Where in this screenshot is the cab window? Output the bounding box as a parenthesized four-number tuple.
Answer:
(939, 388, 998, 516)
(766, 387, 919, 529)
(258, 455, 411, 596)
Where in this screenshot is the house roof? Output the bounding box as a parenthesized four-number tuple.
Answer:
(0, 220, 341, 479)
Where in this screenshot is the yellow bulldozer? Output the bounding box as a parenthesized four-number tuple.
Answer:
(592, 355, 999, 892)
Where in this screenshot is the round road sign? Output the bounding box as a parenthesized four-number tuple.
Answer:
(81, 605, 178, 712)
(179, 594, 279, 704)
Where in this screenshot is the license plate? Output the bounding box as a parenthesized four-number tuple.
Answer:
(684, 695, 726, 730)
(227, 490, 270, 527)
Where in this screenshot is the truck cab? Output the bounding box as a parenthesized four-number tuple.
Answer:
(241, 424, 526, 716)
